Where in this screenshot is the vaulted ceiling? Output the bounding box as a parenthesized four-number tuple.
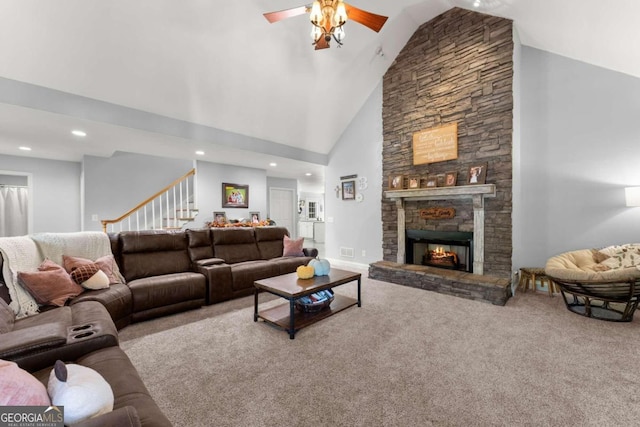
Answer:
(0, 0, 638, 191)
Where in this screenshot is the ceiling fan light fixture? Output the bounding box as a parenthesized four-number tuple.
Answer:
(311, 25, 323, 41)
(310, 1, 323, 25)
(334, 25, 345, 42)
(334, 1, 348, 26)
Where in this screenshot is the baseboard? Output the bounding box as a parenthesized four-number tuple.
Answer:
(325, 258, 370, 274)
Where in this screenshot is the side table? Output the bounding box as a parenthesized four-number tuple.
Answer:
(519, 267, 556, 297)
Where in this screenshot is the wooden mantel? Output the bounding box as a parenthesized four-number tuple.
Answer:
(384, 184, 496, 275)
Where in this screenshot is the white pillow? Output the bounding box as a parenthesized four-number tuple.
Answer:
(48, 360, 114, 425)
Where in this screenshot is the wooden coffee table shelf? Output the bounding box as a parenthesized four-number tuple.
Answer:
(254, 268, 361, 339)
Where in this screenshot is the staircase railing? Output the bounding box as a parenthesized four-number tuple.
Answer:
(101, 168, 197, 233)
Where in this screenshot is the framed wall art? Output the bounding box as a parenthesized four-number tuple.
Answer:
(222, 183, 249, 208)
(426, 176, 438, 188)
(342, 180, 356, 200)
(467, 163, 487, 185)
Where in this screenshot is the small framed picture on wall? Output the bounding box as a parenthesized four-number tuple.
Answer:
(342, 180, 356, 200)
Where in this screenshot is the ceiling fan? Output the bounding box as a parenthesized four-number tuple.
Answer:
(263, 0, 388, 50)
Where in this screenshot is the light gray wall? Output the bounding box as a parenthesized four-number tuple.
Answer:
(0, 155, 80, 232)
(516, 46, 640, 268)
(325, 82, 383, 266)
(83, 152, 193, 231)
(195, 160, 267, 226)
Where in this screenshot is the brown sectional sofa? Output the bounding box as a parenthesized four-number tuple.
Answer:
(0, 226, 315, 426)
(187, 227, 317, 304)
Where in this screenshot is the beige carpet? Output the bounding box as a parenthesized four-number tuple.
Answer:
(119, 275, 640, 427)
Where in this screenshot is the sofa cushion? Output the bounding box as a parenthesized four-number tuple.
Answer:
(18, 259, 84, 307)
(230, 261, 280, 291)
(212, 228, 261, 263)
(0, 359, 50, 406)
(119, 231, 192, 281)
(186, 229, 214, 262)
(127, 272, 206, 313)
(269, 257, 314, 275)
(254, 226, 289, 260)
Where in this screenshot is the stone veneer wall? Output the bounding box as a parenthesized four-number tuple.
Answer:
(382, 8, 513, 278)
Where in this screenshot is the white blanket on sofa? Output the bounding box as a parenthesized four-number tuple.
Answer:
(0, 232, 115, 318)
(30, 232, 113, 266)
(0, 236, 42, 318)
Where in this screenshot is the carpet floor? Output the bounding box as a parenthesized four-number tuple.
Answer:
(119, 275, 640, 427)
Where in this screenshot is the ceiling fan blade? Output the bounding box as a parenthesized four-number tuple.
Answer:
(344, 3, 388, 32)
(263, 6, 308, 23)
(314, 36, 330, 50)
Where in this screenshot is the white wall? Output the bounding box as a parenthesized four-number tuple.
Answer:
(83, 152, 193, 231)
(325, 82, 383, 267)
(516, 47, 640, 267)
(0, 154, 80, 232)
(195, 160, 267, 226)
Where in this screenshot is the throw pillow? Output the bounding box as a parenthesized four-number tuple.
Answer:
(18, 259, 84, 307)
(598, 244, 640, 270)
(0, 298, 15, 334)
(70, 264, 110, 290)
(48, 360, 114, 425)
(283, 235, 305, 257)
(0, 359, 51, 406)
(63, 254, 125, 285)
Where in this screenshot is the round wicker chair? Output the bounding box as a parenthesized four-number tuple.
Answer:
(545, 248, 640, 322)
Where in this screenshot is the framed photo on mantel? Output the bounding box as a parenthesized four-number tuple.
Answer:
(467, 163, 487, 185)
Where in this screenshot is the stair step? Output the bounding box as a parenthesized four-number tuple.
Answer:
(164, 217, 195, 222)
(176, 208, 199, 212)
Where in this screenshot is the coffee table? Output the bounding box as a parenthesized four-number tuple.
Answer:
(254, 268, 361, 339)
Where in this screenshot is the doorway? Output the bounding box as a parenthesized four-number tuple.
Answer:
(269, 187, 296, 238)
(0, 172, 33, 237)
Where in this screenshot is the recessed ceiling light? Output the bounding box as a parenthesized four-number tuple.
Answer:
(305, 173, 312, 176)
(19, 146, 31, 151)
(195, 150, 205, 155)
(269, 162, 277, 167)
(71, 130, 87, 137)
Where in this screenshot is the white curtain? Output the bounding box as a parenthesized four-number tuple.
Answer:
(0, 186, 29, 237)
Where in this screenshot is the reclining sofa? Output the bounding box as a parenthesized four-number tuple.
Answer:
(0, 226, 316, 426)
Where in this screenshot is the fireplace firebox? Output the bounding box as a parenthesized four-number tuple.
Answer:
(406, 230, 473, 273)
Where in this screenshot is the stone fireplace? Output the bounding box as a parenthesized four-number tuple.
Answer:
(369, 8, 514, 305)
